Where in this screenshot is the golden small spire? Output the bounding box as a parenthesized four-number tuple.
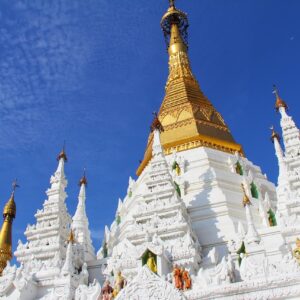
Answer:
(241, 184, 251, 207)
(79, 168, 88, 186)
(0, 180, 18, 275)
(168, 22, 187, 55)
(161, 1, 188, 53)
(273, 85, 288, 112)
(57, 141, 68, 162)
(67, 229, 75, 244)
(270, 126, 280, 143)
(3, 180, 18, 218)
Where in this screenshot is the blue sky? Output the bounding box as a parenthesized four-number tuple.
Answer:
(0, 0, 299, 254)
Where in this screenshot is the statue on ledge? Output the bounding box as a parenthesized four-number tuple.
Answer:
(293, 238, 300, 264)
(101, 280, 113, 300)
(173, 265, 183, 290)
(182, 268, 192, 290)
(112, 271, 126, 297)
(147, 252, 157, 274)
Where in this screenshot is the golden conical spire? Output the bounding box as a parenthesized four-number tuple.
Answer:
(0, 180, 18, 275)
(168, 23, 187, 55)
(164, 2, 187, 55)
(137, 2, 243, 175)
(273, 85, 288, 112)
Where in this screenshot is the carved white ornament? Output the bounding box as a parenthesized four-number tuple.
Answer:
(116, 266, 186, 300)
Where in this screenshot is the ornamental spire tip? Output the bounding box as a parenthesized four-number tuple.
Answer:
(3, 180, 17, 218)
(11, 179, 19, 195)
(161, 0, 188, 52)
(273, 84, 288, 112)
(79, 168, 88, 186)
(57, 141, 68, 162)
(150, 112, 164, 133)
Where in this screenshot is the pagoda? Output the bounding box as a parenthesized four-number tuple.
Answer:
(95, 2, 300, 299)
(271, 86, 300, 219)
(1, 1, 300, 300)
(0, 149, 97, 299)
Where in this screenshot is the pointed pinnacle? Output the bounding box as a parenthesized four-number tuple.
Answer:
(57, 141, 68, 162)
(79, 168, 88, 186)
(12, 179, 19, 193)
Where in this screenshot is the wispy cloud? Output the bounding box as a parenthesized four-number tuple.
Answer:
(0, 1, 92, 151)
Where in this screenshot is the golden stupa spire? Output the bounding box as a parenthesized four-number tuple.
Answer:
(137, 2, 243, 175)
(273, 85, 288, 112)
(0, 180, 18, 275)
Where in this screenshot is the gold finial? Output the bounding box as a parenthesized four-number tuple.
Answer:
(273, 85, 288, 112)
(270, 126, 280, 143)
(168, 22, 187, 55)
(3, 179, 18, 218)
(57, 141, 67, 162)
(161, 0, 188, 52)
(79, 168, 88, 186)
(241, 184, 251, 207)
(67, 229, 75, 244)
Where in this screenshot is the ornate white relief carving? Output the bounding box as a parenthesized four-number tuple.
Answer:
(75, 280, 101, 300)
(116, 266, 186, 300)
(240, 252, 300, 282)
(196, 255, 235, 288)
